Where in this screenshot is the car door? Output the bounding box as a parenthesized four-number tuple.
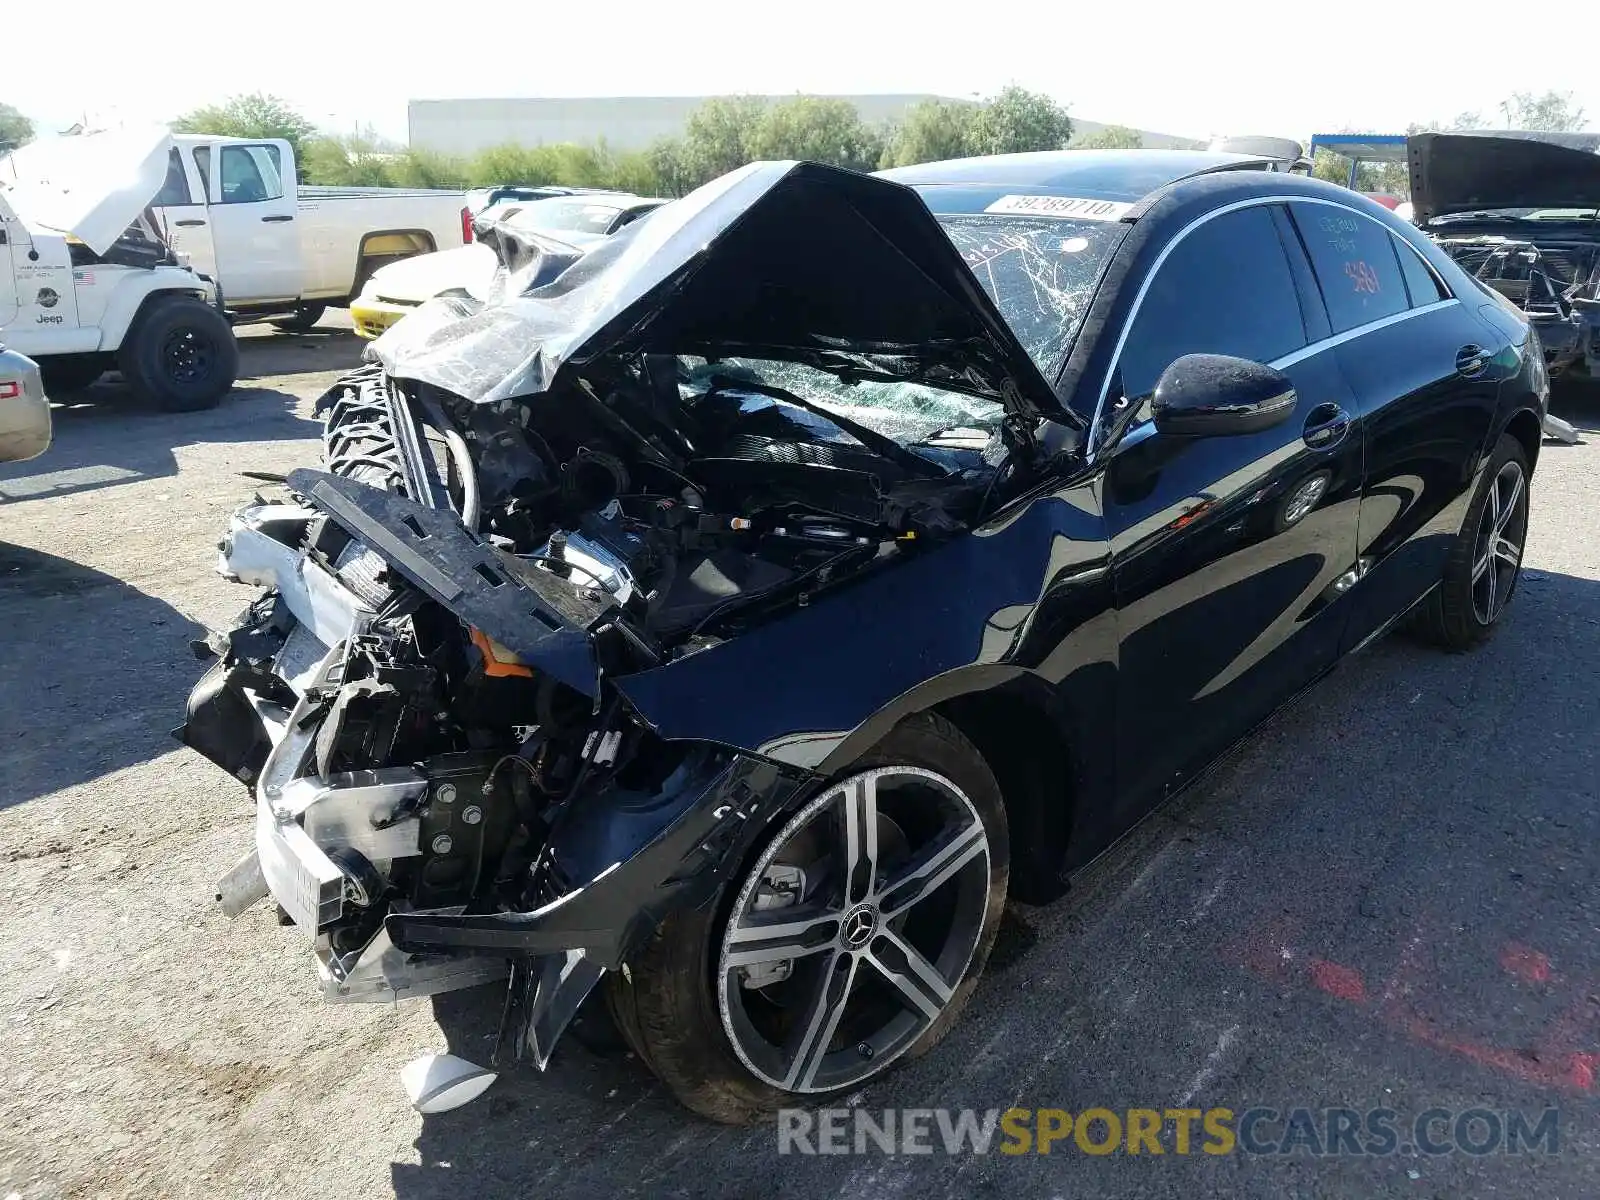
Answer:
(1101, 202, 1365, 808)
(205, 141, 300, 304)
(1283, 202, 1504, 651)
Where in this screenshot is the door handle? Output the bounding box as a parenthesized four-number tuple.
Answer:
(1456, 344, 1489, 378)
(174, 219, 206, 227)
(261, 214, 295, 223)
(1302, 403, 1351, 451)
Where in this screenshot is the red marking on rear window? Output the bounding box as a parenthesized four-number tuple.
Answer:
(1309, 958, 1368, 1003)
(1500, 942, 1552, 984)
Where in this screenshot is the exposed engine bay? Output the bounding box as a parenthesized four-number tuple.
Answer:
(1409, 131, 1600, 379)
(1434, 232, 1600, 378)
(181, 352, 1014, 1052)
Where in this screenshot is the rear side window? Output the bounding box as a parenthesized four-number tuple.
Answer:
(1117, 204, 1307, 398)
(1289, 202, 1407, 332)
(1391, 235, 1450, 306)
(152, 148, 192, 206)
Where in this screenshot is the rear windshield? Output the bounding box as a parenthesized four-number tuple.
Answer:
(934, 214, 1126, 381)
(513, 199, 625, 236)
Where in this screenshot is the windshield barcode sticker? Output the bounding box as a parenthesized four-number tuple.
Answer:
(984, 195, 1134, 221)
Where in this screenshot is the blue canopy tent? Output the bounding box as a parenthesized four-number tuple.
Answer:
(1307, 134, 1409, 188)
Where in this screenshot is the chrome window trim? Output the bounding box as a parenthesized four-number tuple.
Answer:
(1087, 194, 1460, 458)
(1389, 231, 1454, 305)
(1269, 297, 1458, 370)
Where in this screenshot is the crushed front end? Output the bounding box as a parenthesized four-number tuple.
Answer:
(177, 364, 845, 1062)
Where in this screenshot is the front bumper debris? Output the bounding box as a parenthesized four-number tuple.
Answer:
(198, 514, 813, 1063)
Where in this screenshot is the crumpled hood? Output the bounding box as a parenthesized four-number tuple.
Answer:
(1410, 131, 1600, 225)
(0, 126, 172, 256)
(368, 160, 1072, 423)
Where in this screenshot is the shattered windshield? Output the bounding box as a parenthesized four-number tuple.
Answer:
(680, 357, 1004, 445)
(935, 214, 1126, 380)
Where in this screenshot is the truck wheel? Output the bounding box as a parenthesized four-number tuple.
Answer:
(38, 355, 107, 395)
(118, 296, 239, 412)
(270, 304, 326, 333)
(606, 714, 1009, 1123)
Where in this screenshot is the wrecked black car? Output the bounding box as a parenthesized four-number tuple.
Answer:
(181, 151, 1548, 1122)
(1412, 131, 1600, 379)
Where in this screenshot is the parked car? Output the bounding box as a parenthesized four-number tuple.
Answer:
(1, 128, 237, 409)
(181, 151, 1547, 1122)
(1411, 130, 1600, 380)
(464, 184, 604, 216)
(348, 193, 665, 338)
(1207, 135, 1311, 173)
(142, 132, 468, 332)
(0, 345, 50, 461)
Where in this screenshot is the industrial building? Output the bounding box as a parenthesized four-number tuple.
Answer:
(407, 95, 1193, 155)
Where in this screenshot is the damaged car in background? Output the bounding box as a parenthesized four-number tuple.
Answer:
(1411, 130, 1600, 381)
(180, 150, 1549, 1122)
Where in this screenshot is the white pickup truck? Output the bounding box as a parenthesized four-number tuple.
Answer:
(151, 134, 470, 330)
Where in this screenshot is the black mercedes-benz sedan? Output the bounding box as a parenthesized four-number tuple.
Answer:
(179, 149, 1548, 1122)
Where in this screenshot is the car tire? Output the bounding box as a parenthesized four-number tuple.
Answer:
(1411, 432, 1531, 651)
(37, 354, 107, 395)
(118, 295, 239, 412)
(606, 713, 1009, 1123)
(269, 303, 326, 333)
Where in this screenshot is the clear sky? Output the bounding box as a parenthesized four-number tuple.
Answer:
(9, 0, 1590, 144)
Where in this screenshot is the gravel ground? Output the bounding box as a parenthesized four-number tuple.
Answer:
(2, 319, 1599, 1198)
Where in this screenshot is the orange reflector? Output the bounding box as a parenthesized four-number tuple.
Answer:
(469, 628, 534, 678)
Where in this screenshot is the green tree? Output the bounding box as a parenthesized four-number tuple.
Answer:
(749, 96, 884, 172)
(881, 99, 979, 168)
(1497, 90, 1587, 131)
(389, 148, 468, 190)
(301, 129, 403, 187)
(1072, 124, 1143, 150)
(647, 138, 695, 196)
(683, 96, 767, 184)
(1310, 150, 1382, 191)
(0, 102, 33, 152)
(968, 86, 1073, 156)
(172, 93, 318, 158)
(605, 148, 666, 196)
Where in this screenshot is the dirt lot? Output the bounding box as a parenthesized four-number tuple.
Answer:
(2, 319, 1600, 1199)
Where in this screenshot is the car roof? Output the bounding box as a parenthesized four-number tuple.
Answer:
(525, 192, 665, 209)
(876, 149, 1273, 202)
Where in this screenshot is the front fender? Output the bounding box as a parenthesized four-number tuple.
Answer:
(615, 482, 1114, 769)
(385, 748, 814, 969)
(92, 276, 212, 351)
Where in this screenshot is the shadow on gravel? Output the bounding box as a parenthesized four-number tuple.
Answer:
(235, 325, 367, 380)
(0, 542, 204, 808)
(1552, 377, 1600, 434)
(388, 568, 1600, 1200)
(0, 385, 317, 503)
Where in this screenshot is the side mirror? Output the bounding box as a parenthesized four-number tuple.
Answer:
(1151, 353, 1297, 438)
